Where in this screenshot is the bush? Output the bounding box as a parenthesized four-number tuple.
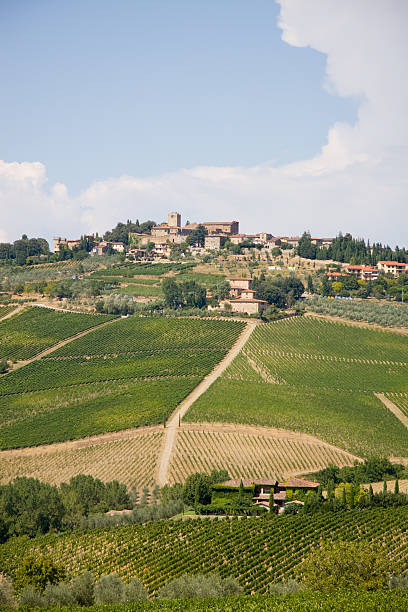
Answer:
(124, 577, 148, 602)
(389, 574, 408, 589)
(94, 574, 125, 604)
(0, 574, 16, 608)
(298, 541, 393, 591)
(15, 555, 66, 592)
(269, 578, 303, 594)
(19, 586, 45, 608)
(157, 574, 242, 599)
(71, 571, 95, 606)
(43, 581, 75, 606)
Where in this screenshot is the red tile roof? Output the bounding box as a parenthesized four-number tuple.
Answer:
(230, 298, 268, 303)
(278, 477, 319, 488)
(378, 261, 408, 266)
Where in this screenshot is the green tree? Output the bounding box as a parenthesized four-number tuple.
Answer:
(297, 232, 317, 259)
(16, 555, 66, 592)
(162, 278, 183, 308)
(183, 473, 212, 506)
(186, 224, 208, 248)
(299, 541, 392, 591)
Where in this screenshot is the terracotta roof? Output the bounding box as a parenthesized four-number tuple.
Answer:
(346, 265, 364, 270)
(219, 478, 277, 487)
(327, 272, 348, 277)
(378, 261, 407, 266)
(230, 298, 268, 303)
(228, 277, 251, 281)
(218, 479, 255, 487)
(273, 491, 287, 501)
(203, 221, 238, 224)
(278, 477, 319, 488)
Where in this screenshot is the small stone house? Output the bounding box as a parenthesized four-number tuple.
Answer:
(214, 477, 320, 513)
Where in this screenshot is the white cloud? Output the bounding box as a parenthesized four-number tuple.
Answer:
(0, 0, 407, 247)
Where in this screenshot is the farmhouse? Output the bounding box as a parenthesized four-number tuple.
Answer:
(377, 261, 408, 277)
(229, 297, 267, 315)
(345, 265, 379, 281)
(213, 477, 320, 513)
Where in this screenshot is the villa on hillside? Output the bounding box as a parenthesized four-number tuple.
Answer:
(212, 477, 320, 513)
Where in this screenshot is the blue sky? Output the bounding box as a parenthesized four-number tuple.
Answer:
(0, 0, 407, 246)
(0, 0, 356, 194)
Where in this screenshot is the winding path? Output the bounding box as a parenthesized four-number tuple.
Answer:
(156, 320, 258, 485)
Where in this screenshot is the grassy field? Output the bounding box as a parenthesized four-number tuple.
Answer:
(185, 317, 408, 457)
(0, 317, 244, 449)
(1, 507, 406, 594)
(168, 427, 357, 484)
(0, 430, 163, 488)
(0, 306, 115, 361)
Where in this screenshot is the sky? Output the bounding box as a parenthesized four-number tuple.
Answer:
(0, 0, 407, 247)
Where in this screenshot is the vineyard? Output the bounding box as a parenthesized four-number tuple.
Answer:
(0, 507, 406, 594)
(306, 296, 408, 328)
(0, 317, 244, 449)
(90, 262, 195, 278)
(387, 394, 408, 418)
(0, 429, 163, 488)
(52, 317, 244, 356)
(0, 306, 115, 361)
(185, 317, 408, 458)
(0, 305, 17, 320)
(110, 284, 164, 297)
(168, 426, 357, 484)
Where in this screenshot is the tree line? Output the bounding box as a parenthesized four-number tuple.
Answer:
(297, 231, 408, 264)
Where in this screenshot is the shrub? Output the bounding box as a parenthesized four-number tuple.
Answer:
(157, 574, 242, 599)
(71, 571, 95, 606)
(298, 541, 393, 591)
(15, 555, 66, 592)
(43, 581, 75, 606)
(0, 574, 16, 608)
(18, 586, 45, 608)
(389, 574, 408, 589)
(124, 577, 148, 602)
(269, 578, 303, 594)
(94, 574, 125, 604)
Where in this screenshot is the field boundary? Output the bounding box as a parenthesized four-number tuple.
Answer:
(375, 392, 408, 430)
(156, 320, 258, 485)
(305, 310, 408, 336)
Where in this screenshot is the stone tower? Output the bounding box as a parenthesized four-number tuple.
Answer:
(168, 212, 181, 227)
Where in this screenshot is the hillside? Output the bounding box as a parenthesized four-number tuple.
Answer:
(185, 317, 408, 458)
(1, 307, 408, 489)
(0, 312, 244, 449)
(0, 508, 407, 594)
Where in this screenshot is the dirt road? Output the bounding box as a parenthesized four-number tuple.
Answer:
(156, 320, 258, 485)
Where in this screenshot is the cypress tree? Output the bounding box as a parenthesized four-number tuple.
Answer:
(394, 479, 399, 495)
